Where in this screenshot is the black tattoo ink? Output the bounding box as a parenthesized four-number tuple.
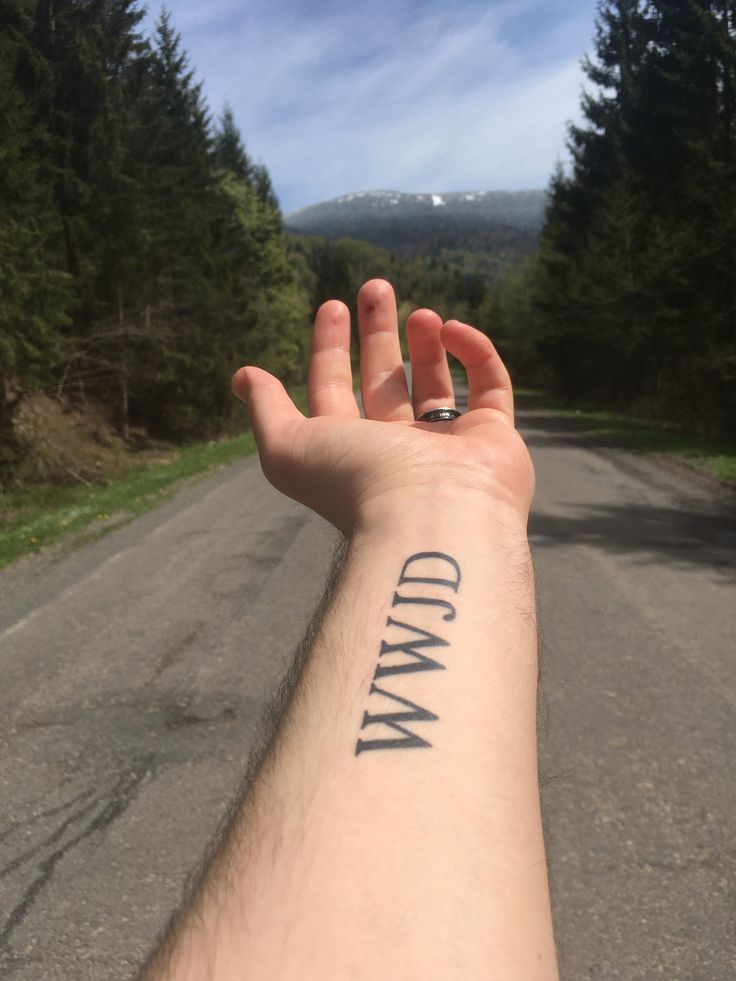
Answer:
(355, 684, 439, 754)
(391, 593, 457, 621)
(397, 551, 461, 592)
(375, 617, 448, 678)
(355, 551, 461, 755)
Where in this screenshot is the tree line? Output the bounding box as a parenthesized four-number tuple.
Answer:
(3, 0, 733, 489)
(489, 0, 736, 436)
(290, 234, 490, 334)
(1, 0, 309, 481)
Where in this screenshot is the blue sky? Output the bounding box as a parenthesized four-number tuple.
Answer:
(143, 0, 599, 214)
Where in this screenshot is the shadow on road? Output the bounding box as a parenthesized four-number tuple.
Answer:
(518, 409, 672, 450)
(520, 408, 736, 575)
(518, 408, 736, 469)
(529, 498, 736, 576)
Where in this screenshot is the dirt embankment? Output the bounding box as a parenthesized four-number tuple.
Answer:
(13, 393, 177, 486)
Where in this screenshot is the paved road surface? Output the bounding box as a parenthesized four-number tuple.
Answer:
(1, 398, 734, 980)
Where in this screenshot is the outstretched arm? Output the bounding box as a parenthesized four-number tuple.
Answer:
(141, 280, 558, 980)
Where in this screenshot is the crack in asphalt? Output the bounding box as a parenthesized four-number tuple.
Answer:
(0, 756, 155, 953)
(0, 798, 102, 882)
(0, 787, 96, 848)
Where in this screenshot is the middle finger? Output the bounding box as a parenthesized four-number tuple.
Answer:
(357, 280, 413, 422)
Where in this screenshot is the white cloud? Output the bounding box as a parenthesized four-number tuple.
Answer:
(144, 0, 596, 211)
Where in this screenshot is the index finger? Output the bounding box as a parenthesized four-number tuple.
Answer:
(308, 300, 360, 418)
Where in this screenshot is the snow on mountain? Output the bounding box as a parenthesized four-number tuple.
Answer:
(285, 189, 547, 257)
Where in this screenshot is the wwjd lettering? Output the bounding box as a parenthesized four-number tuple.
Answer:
(355, 551, 461, 756)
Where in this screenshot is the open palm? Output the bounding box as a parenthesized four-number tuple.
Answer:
(232, 280, 535, 535)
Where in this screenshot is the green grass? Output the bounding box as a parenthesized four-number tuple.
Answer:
(0, 431, 258, 569)
(0, 382, 312, 569)
(515, 389, 736, 484)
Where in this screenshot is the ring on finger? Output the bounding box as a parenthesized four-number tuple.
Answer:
(417, 407, 462, 423)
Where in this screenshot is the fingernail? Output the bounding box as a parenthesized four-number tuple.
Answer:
(231, 374, 248, 404)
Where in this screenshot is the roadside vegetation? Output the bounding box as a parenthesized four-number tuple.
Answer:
(0, 383, 314, 569)
(515, 391, 736, 485)
(0, 433, 255, 569)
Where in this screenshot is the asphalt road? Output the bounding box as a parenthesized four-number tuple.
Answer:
(1, 400, 734, 980)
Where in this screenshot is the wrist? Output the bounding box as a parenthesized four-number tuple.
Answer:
(351, 485, 531, 549)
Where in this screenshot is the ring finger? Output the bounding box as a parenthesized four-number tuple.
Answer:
(406, 308, 455, 418)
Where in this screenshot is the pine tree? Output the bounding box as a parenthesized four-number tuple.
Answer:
(534, 2, 653, 404)
(213, 105, 253, 182)
(135, 29, 309, 437)
(252, 162, 281, 214)
(568, 0, 647, 212)
(631, 0, 736, 427)
(86, 1, 155, 437)
(0, 0, 72, 478)
(534, 0, 736, 430)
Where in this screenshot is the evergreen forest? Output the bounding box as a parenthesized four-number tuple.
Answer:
(489, 0, 736, 436)
(1, 0, 735, 490)
(1, 0, 310, 481)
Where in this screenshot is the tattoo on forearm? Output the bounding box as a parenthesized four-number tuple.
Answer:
(355, 551, 460, 755)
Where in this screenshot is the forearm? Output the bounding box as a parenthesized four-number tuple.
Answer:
(145, 492, 557, 980)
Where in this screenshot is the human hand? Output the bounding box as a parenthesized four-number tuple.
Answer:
(231, 280, 534, 536)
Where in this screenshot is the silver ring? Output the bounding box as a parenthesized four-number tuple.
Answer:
(417, 407, 462, 423)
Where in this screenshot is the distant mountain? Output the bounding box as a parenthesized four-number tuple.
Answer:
(284, 190, 547, 256)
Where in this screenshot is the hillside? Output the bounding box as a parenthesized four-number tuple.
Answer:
(284, 189, 547, 256)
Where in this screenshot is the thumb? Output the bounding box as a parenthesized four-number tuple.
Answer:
(231, 366, 304, 458)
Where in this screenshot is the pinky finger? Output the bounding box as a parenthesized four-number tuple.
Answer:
(440, 320, 514, 424)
